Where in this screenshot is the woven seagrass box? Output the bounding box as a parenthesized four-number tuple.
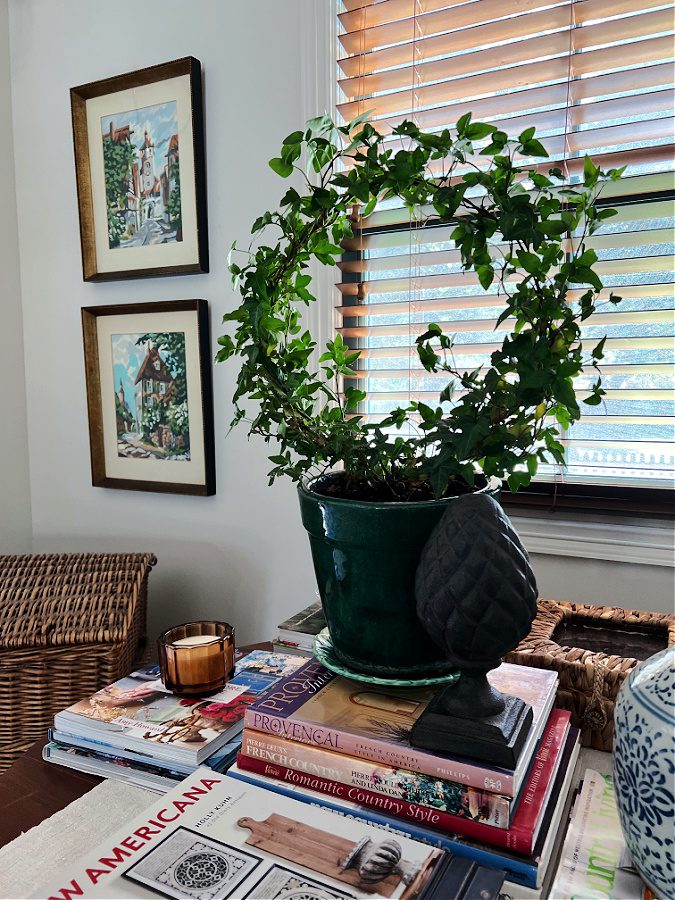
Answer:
(0, 552, 155, 771)
(506, 599, 675, 751)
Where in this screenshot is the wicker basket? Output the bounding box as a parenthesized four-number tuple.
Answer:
(506, 599, 675, 751)
(0, 552, 156, 771)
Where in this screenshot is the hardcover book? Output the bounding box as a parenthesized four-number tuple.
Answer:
(240, 729, 515, 828)
(35, 768, 505, 900)
(271, 640, 314, 658)
(244, 659, 557, 796)
(237, 709, 571, 856)
(54, 651, 306, 766)
(276, 600, 326, 651)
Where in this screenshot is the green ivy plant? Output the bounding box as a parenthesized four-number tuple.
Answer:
(218, 114, 623, 498)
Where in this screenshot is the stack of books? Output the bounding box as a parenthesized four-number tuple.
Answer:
(43, 649, 307, 791)
(272, 599, 326, 657)
(230, 657, 581, 899)
(36, 766, 507, 900)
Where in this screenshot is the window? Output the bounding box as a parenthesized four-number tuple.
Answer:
(336, 0, 674, 513)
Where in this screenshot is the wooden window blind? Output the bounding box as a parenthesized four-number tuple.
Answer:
(336, 0, 675, 507)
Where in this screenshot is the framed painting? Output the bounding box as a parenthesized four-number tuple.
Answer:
(71, 57, 208, 281)
(82, 300, 215, 495)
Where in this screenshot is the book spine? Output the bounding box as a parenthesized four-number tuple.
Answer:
(238, 709, 570, 856)
(241, 729, 513, 828)
(226, 766, 537, 889)
(243, 706, 516, 796)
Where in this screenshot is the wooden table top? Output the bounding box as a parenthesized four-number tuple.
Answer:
(0, 742, 99, 847)
(0, 642, 271, 848)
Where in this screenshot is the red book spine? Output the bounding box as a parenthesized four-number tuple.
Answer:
(237, 709, 570, 856)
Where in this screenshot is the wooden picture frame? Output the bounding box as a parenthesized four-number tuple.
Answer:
(82, 300, 215, 495)
(71, 57, 208, 281)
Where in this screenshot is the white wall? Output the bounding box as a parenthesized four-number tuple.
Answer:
(6, 0, 672, 648)
(0, 0, 31, 553)
(9, 0, 322, 643)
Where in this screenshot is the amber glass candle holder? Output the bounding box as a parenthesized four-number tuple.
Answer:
(158, 621, 235, 696)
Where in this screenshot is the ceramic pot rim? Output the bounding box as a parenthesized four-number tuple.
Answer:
(298, 473, 501, 510)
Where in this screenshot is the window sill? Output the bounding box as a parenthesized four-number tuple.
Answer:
(509, 512, 675, 567)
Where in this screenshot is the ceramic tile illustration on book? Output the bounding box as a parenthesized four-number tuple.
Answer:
(123, 828, 260, 900)
(112, 331, 190, 461)
(101, 101, 182, 251)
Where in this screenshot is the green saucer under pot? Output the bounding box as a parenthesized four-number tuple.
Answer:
(298, 474, 499, 680)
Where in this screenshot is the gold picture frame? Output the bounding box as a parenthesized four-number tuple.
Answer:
(71, 57, 208, 281)
(82, 299, 215, 495)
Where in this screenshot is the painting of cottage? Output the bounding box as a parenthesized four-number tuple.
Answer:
(101, 101, 181, 250)
(111, 331, 190, 460)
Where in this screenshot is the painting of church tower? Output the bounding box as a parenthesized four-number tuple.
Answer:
(101, 100, 181, 249)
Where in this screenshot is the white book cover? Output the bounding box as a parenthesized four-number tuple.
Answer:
(549, 769, 653, 900)
(35, 769, 446, 900)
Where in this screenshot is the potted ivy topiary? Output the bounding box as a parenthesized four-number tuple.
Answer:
(218, 114, 623, 679)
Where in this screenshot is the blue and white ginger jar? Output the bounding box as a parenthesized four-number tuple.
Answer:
(613, 645, 675, 899)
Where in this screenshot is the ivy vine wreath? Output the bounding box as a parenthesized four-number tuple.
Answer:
(218, 113, 624, 679)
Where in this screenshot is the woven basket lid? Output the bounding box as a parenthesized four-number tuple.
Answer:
(0, 553, 156, 650)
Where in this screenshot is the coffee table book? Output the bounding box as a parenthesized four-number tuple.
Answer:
(238, 708, 570, 856)
(244, 659, 557, 797)
(229, 727, 580, 897)
(34, 768, 505, 900)
(52, 651, 305, 767)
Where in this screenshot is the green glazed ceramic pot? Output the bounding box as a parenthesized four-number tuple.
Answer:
(298, 475, 498, 679)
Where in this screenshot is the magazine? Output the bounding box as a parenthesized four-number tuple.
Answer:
(54, 651, 306, 765)
(550, 769, 653, 900)
(245, 659, 557, 796)
(43, 742, 181, 793)
(35, 769, 505, 900)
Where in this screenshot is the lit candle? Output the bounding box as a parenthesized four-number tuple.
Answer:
(158, 622, 235, 696)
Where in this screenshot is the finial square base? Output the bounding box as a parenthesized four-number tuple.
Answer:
(409, 694, 533, 768)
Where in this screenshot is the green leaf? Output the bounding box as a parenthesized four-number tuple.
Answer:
(283, 130, 304, 145)
(553, 378, 577, 409)
(465, 122, 496, 140)
(269, 157, 293, 178)
(476, 264, 494, 289)
(456, 112, 472, 134)
(583, 155, 599, 184)
(522, 139, 548, 157)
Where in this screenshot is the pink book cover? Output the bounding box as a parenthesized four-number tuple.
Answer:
(238, 709, 571, 855)
(241, 729, 514, 827)
(245, 659, 557, 797)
